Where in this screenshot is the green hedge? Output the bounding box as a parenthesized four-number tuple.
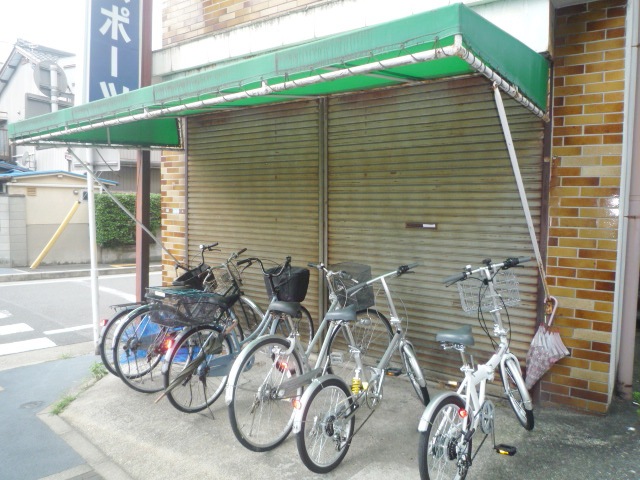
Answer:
(95, 193, 161, 247)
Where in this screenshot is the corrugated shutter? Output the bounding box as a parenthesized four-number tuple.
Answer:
(326, 76, 544, 384)
(186, 101, 321, 315)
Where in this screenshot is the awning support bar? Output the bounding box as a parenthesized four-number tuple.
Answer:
(67, 147, 180, 265)
(493, 83, 556, 320)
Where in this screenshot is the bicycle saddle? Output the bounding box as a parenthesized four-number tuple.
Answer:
(324, 303, 357, 323)
(268, 300, 301, 317)
(436, 325, 475, 346)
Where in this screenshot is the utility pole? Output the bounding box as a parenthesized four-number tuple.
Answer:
(136, 0, 153, 301)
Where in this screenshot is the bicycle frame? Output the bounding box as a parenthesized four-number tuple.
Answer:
(165, 257, 307, 384)
(418, 257, 534, 476)
(292, 265, 420, 432)
(225, 264, 359, 404)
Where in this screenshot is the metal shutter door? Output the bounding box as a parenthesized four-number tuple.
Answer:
(186, 101, 321, 314)
(327, 76, 544, 383)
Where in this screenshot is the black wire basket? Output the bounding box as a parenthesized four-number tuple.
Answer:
(145, 287, 229, 327)
(171, 264, 215, 291)
(264, 265, 310, 302)
(329, 262, 374, 310)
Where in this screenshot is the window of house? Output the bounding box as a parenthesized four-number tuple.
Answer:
(0, 120, 9, 161)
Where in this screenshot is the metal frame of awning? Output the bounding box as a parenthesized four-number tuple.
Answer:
(13, 34, 548, 150)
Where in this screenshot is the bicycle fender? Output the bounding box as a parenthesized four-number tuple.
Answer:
(224, 333, 286, 405)
(417, 391, 464, 432)
(292, 373, 344, 435)
(501, 353, 533, 410)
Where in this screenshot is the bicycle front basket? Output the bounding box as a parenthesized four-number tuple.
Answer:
(264, 265, 310, 302)
(172, 264, 214, 290)
(329, 262, 374, 310)
(457, 270, 520, 314)
(146, 288, 229, 326)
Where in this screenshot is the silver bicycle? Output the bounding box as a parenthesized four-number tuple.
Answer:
(292, 263, 429, 474)
(225, 261, 393, 452)
(417, 256, 534, 480)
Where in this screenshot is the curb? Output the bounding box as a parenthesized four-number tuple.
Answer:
(0, 264, 162, 283)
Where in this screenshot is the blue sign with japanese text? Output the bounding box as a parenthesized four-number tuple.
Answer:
(87, 0, 140, 101)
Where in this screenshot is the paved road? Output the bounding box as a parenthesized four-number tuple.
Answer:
(0, 272, 160, 359)
(0, 352, 97, 480)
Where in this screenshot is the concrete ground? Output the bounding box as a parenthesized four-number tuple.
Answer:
(2, 264, 639, 479)
(49, 354, 639, 480)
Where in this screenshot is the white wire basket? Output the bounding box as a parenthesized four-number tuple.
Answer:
(456, 270, 520, 314)
(210, 262, 242, 295)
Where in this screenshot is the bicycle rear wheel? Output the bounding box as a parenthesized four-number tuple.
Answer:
(326, 308, 392, 383)
(418, 395, 470, 480)
(270, 305, 314, 351)
(163, 324, 234, 413)
(296, 376, 354, 474)
(228, 336, 305, 451)
(113, 306, 180, 393)
(501, 357, 534, 430)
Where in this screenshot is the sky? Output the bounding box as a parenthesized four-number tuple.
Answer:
(0, 0, 161, 64)
(0, 0, 87, 61)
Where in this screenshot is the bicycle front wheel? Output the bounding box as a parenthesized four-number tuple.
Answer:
(418, 395, 470, 480)
(401, 341, 430, 406)
(232, 296, 264, 339)
(501, 357, 534, 430)
(113, 306, 179, 393)
(99, 306, 139, 376)
(296, 377, 354, 474)
(163, 324, 233, 413)
(326, 308, 392, 382)
(228, 336, 305, 451)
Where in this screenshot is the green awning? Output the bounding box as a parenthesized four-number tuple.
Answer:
(9, 3, 549, 149)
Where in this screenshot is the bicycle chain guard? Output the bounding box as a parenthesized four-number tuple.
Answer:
(479, 400, 495, 434)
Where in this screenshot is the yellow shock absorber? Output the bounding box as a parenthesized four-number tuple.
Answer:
(351, 376, 362, 394)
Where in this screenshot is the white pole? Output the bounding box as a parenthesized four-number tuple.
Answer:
(613, 0, 640, 400)
(493, 84, 549, 299)
(86, 148, 100, 351)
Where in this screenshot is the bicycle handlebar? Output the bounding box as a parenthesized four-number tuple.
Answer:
(345, 262, 419, 297)
(443, 256, 531, 285)
(199, 242, 219, 252)
(237, 255, 292, 277)
(397, 262, 419, 276)
(237, 257, 253, 266)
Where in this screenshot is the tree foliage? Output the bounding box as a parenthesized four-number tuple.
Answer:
(95, 193, 161, 247)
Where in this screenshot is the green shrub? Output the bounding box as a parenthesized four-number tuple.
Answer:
(95, 193, 161, 247)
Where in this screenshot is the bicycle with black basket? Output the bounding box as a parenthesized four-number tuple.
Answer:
(417, 257, 534, 480)
(110, 245, 265, 397)
(224, 261, 395, 452)
(156, 256, 315, 413)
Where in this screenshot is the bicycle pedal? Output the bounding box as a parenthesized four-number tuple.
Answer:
(494, 444, 517, 456)
(385, 368, 402, 376)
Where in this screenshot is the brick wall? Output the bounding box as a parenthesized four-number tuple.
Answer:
(163, 0, 328, 47)
(160, 151, 188, 284)
(547, 0, 626, 413)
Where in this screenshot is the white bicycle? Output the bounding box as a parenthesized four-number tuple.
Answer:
(418, 256, 534, 480)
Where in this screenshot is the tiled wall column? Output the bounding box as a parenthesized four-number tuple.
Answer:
(547, 0, 626, 413)
(160, 151, 188, 284)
